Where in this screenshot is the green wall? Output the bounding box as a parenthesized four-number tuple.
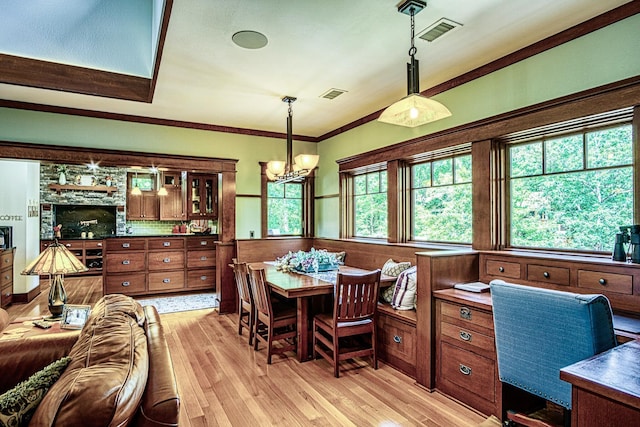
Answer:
(0, 14, 638, 239)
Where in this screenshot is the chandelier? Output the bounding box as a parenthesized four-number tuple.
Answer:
(378, 0, 452, 127)
(266, 96, 319, 184)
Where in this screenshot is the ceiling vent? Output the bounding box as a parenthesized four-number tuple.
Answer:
(320, 88, 347, 100)
(417, 18, 462, 42)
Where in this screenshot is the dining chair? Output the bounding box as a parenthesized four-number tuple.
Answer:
(313, 269, 381, 378)
(491, 280, 617, 427)
(231, 258, 254, 345)
(247, 265, 297, 364)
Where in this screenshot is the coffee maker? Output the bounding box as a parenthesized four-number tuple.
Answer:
(613, 225, 640, 263)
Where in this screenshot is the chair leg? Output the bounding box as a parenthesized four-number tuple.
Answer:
(333, 334, 339, 378)
(266, 322, 273, 364)
(372, 330, 378, 370)
(238, 301, 243, 337)
(248, 307, 255, 346)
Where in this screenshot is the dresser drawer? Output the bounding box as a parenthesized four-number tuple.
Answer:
(1, 284, 12, 308)
(440, 301, 494, 331)
(1, 251, 14, 267)
(104, 273, 146, 295)
(440, 321, 494, 355)
(377, 313, 417, 373)
(85, 240, 104, 249)
(148, 237, 185, 250)
(187, 250, 216, 268)
(187, 237, 217, 249)
(148, 271, 185, 292)
(148, 251, 185, 270)
(104, 252, 146, 272)
(440, 341, 495, 402)
(527, 264, 570, 286)
(486, 259, 521, 279)
(186, 269, 216, 289)
(577, 270, 633, 295)
(0, 268, 12, 287)
(105, 238, 147, 251)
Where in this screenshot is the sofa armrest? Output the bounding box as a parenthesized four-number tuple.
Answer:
(133, 305, 180, 427)
(0, 331, 79, 393)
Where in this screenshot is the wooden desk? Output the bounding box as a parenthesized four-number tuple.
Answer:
(250, 263, 392, 362)
(560, 339, 640, 426)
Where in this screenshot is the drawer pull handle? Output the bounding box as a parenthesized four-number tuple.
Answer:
(543, 271, 550, 278)
(122, 260, 130, 265)
(65, 244, 71, 247)
(460, 307, 472, 320)
(122, 281, 130, 287)
(163, 278, 171, 283)
(393, 335, 402, 344)
(163, 258, 171, 263)
(498, 266, 504, 272)
(599, 278, 607, 285)
(122, 243, 130, 248)
(459, 364, 472, 376)
(163, 242, 171, 247)
(200, 275, 207, 280)
(460, 331, 472, 341)
(4, 275, 9, 280)
(200, 256, 207, 261)
(200, 241, 207, 246)
(97, 243, 102, 247)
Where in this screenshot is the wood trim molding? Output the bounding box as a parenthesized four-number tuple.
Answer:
(1, 2, 637, 142)
(12, 286, 41, 304)
(236, 194, 261, 198)
(315, 194, 339, 199)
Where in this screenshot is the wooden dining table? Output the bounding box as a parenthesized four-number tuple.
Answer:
(248, 262, 395, 362)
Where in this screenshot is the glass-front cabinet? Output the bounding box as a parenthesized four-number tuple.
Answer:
(187, 173, 218, 219)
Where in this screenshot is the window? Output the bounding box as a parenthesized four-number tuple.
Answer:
(266, 181, 303, 236)
(353, 170, 387, 238)
(508, 123, 633, 251)
(411, 154, 472, 243)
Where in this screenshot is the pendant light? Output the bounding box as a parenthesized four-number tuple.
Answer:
(266, 96, 319, 184)
(130, 171, 142, 196)
(378, 0, 452, 127)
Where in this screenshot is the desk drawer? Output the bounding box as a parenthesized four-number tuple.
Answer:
(187, 250, 216, 268)
(104, 273, 146, 295)
(148, 251, 185, 270)
(440, 341, 495, 402)
(440, 301, 494, 331)
(440, 321, 494, 355)
(527, 264, 570, 286)
(577, 270, 633, 295)
(104, 252, 146, 272)
(149, 271, 184, 292)
(377, 313, 417, 375)
(148, 238, 185, 250)
(186, 269, 216, 289)
(486, 259, 520, 279)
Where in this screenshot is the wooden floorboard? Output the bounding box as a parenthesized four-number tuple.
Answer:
(6, 277, 486, 426)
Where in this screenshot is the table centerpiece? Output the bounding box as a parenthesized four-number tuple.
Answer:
(275, 248, 340, 273)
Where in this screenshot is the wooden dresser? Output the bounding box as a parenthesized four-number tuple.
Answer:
(0, 248, 14, 308)
(377, 305, 417, 378)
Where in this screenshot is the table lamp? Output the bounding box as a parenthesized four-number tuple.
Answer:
(21, 239, 88, 318)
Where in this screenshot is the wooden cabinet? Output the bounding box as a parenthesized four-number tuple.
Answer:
(103, 238, 147, 295)
(159, 171, 186, 221)
(0, 248, 14, 308)
(187, 173, 218, 219)
(377, 306, 417, 378)
(41, 239, 104, 275)
(186, 236, 216, 290)
(434, 291, 499, 418)
(126, 172, 159, 220)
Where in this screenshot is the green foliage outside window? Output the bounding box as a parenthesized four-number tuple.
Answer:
(509, 124, 633, 251)
(412, 155, 472, 243)
(354, 171, 387, 238)
(267, 182, 302, 236)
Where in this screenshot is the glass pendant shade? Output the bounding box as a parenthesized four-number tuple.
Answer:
(294, 154, 319, 171)
(157, 187, 168, 196)
(378, 93, 451, 127)
(21, 241, 88, 318)
(130, 186, 142, 196)
(266, 160, 287, 176)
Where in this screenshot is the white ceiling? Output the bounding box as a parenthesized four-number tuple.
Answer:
(0, 0, 632, 138)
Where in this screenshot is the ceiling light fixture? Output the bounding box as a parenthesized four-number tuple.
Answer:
(378, 0, 452, 128)
(266, 97, 319, 184)
(131, 171, 142, 196)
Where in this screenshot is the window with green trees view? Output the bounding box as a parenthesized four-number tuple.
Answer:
(508, 123, 633, 251)
(267, 182, 302, 236)
(354, 171, 387, 238)
(411, 154, 472, 243)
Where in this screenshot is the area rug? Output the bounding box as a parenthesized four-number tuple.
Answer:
(136, 292, 218, 314)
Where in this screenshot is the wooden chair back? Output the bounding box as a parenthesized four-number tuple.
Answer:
(333, 269, 381, 324)
(247, 265, 272, 318)
(231, 258, 252, 304)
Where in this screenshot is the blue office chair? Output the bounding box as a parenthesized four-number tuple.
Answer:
(490, 280, 617, 426)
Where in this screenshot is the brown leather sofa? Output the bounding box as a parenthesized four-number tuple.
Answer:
(0, 294, 179, 426)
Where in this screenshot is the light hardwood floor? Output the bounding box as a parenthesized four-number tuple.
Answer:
(7, 277, 486, 426)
